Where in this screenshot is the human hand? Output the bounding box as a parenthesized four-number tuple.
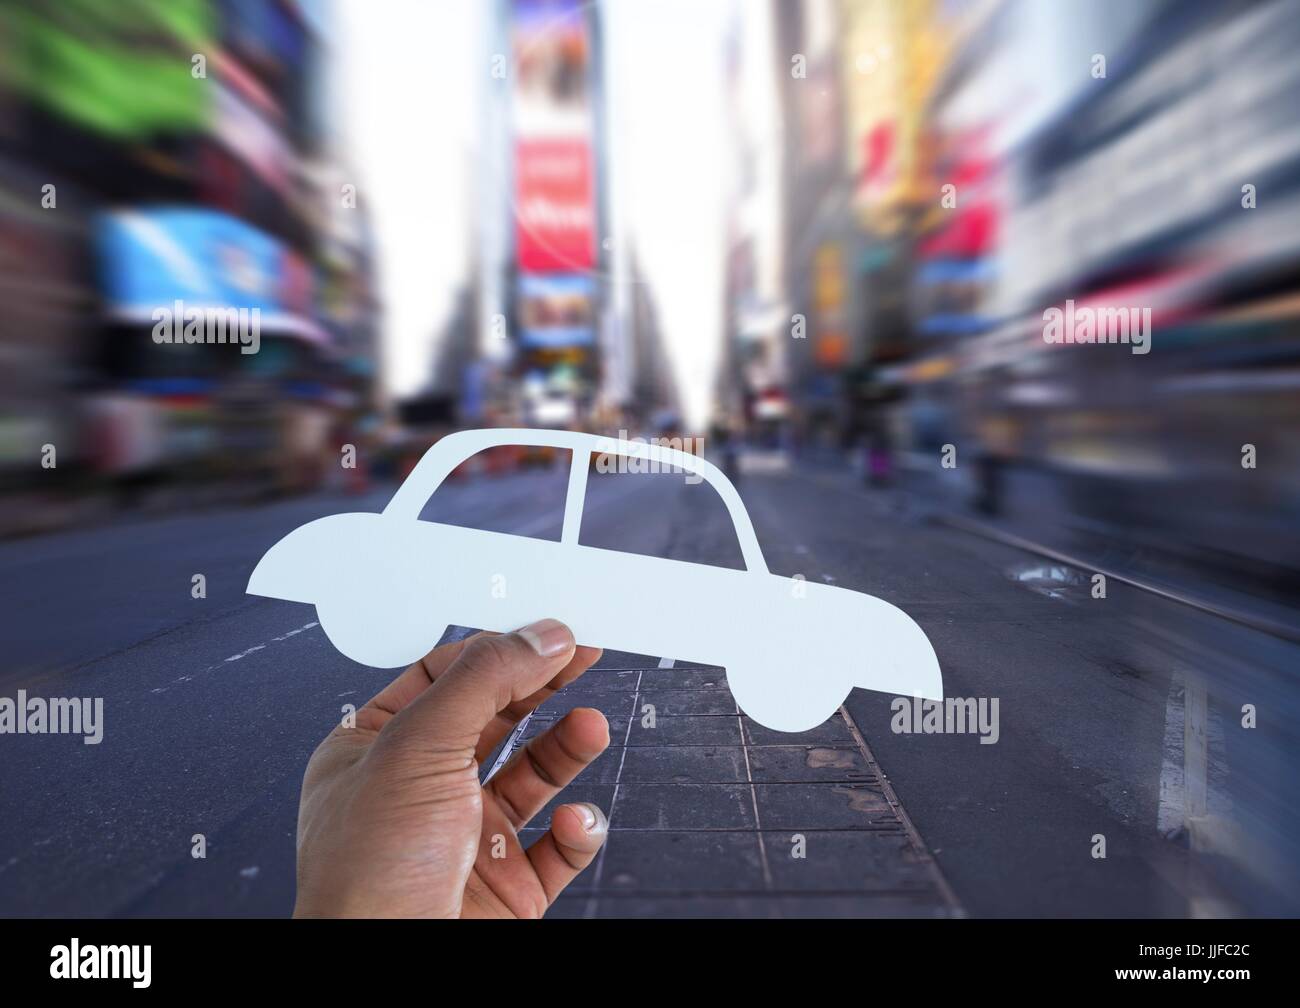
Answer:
(294, 619, 610, 918)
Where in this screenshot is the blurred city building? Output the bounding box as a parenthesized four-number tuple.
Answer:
(713, 0, 1300, 601)
(939, 0, 1300, 583)
(0, 0, 379, 531)
(719, 0, 790, 448)
(5, 0, 1298, 599)
(498, 0, 605, 430)
(2, 0, 1299, 918)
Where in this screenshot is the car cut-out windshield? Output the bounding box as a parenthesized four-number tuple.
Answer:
(417, 445, 572, 542)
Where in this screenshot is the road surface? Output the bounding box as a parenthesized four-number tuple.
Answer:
(2, 459, 1296, 916)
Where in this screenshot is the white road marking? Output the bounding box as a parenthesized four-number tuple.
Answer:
(270, 622, 318, 643)
(222, 621, 319, 663)
(169, 470, 649, 697)
(224, 644, 266, 663)
(585, 670, 642, 918)
(154, 620, 323, 693)
(1157, 677, 1187, 837)
(657, 656, 675, 668)
(1157, 671, 1231, 839)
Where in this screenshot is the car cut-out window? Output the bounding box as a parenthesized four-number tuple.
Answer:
(418, 445, 571, 541)
(578, 449, 745, 570)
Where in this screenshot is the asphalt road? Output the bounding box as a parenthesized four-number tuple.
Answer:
(2, 459, 1296, 916)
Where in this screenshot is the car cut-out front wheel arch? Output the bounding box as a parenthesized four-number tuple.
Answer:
(315, 593, 442, 671)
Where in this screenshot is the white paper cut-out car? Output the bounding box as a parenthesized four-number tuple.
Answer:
(248, 428, 942, 732)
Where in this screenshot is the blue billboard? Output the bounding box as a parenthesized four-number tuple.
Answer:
(517, 272, 595, 348)
(97, 208, 319, 340)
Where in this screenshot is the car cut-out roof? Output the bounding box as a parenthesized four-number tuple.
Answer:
(385, 428, 769, 573)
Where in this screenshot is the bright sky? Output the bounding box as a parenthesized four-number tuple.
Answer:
(337, 0, 487, 403)
(337, 0, 735, 428)
(603, 0, 732, 429)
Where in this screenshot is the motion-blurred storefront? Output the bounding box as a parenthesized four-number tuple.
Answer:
(940, 0, 1300, 579)
(0, 0, 378, 527)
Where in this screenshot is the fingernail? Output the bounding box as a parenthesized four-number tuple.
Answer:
(574, 803, 606, 834)
(516, 618, 571, 658)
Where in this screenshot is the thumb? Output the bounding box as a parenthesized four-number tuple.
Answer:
(384, 619, 577, 752)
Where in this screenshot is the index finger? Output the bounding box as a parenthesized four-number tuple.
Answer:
(354, 632, 602, 760)
(475, 644, 602, 762)
(354, 631, 494, 734)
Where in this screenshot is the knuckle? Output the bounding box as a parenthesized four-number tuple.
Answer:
(458, 634, 519, 676)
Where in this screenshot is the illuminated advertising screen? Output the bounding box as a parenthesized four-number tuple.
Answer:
(515, 137, 595, 272)
(517, 272, 594, 348)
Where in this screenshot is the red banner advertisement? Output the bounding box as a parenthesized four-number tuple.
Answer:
(515, 137, 595, 272)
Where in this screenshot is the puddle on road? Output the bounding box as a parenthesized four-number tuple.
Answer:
(1005, 562, 1089, 601)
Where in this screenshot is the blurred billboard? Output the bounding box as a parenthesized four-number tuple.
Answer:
(514, 136, 596, 272)
(517, 272, 595, 348)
